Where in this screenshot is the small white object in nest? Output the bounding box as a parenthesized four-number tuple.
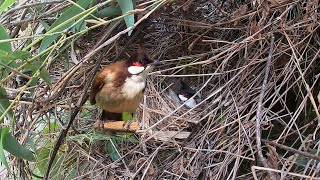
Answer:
(178, 94, 197, 108)
(167, 78, 200, 109)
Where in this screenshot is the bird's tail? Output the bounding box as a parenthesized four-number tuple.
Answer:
(101, 110, 123, 121)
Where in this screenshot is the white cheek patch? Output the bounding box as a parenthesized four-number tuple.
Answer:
(128, 66, 145, 75)
(178, 94, 189, 101)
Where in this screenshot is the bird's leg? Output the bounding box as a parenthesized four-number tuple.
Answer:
(123, 113, 135, 130)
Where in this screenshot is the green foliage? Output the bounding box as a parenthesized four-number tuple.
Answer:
(0, 0, 16, 15)
(0, 23, 12, 52)
(69, 131, 137, 162)
(11, 50, 31, 59)
(39, 69, 52, 86)
(107, 140, 120, 161)
(0, 87, 13, 121)
(0, 127, 10, 172)
(95, 6, 122, 18)
(43, 122, 60, 134)
(24, 60, 52, 86)
(117, 0, 135, 36)
(35, 146, 63, 177)
(39, 0, 93, 52)
(0, 127, 35, 161)
(69, 130, 139, 143)
(0, 50, 31, 79)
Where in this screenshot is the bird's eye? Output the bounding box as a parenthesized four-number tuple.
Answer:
(139, 58, 145, 65)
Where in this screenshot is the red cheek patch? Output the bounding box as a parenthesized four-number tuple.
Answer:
(133, 62, 142, 66)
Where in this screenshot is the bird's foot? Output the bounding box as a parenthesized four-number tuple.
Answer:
(123, 120, 133, 130)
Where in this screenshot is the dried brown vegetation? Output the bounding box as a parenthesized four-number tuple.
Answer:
(1, 0, 320, 179)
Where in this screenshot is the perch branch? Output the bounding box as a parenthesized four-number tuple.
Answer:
(93, 120, 139, 133)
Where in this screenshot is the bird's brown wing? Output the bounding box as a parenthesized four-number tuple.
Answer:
(89, 70, 107, 105)
(89, 61, 129, 105)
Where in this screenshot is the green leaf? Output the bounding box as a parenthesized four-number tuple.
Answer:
(0, 127, 10, 172)
(25, 61, 41, 72)
(0, 0, 16, 15)
(95, 6, 121, 18)
(0, 50, 30, 71)
(36, 147, 50, 174)
(11, 50, 31, 60)
(36, 146, 64, 176)
(39, 0, 92, 52)
(107, 140, 120, 161)
(0, 128, 35, 161)
(0, 23, 12, 53)
(39, 69, 51, 86)
(117, 0, 135, 36)
(39, 20, 50, 31)
(0, 86, 13, 121)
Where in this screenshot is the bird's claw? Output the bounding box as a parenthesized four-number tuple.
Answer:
(123, 119, 133, 130)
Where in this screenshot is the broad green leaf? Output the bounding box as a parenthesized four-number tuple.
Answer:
(36, 147, 50, 174)
(25, 61, 41, 72)
(0, 0, 16, 15)
(107, 140, 120, 161)
(11, 50, 31, 59)
(117, 0, 134, 36)
(39, 0, 92, 52)
(0, 86, 13, 121)
(39, 69, 51, 86)
(95, 6, 121, 18)
(0, 49, 9, 58)
(36, 146, 64, 175)
(0, 128, 35, 161)
(0, 127, 10, 172)
(72, 20, 87, 33)
(0, 23, 12, 52)
(25, 136, 36, 153)
(39, 20, 50, 31)
(0, 50, 30, 65)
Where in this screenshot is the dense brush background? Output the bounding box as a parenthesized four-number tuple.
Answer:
(0, 0, 319, 179)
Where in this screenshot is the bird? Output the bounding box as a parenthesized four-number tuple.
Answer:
(168, 78, 199, 109)
(89, 42, 160, 128)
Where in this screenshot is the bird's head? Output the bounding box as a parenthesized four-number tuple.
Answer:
(127, 42, 161, 75)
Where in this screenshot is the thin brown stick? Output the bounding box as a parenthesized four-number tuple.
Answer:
(255, 34, 277, 180)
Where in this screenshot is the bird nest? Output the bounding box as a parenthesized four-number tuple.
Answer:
(3, 0, 320, 179)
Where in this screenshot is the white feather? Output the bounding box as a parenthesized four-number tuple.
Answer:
(178, 94, 197, 108)
(128, 66, 145, 75)
(178, 94, 188, 101)
(185, 98, 197, 108)
(122, 74, 146, 99)
(122, 65, 154, 99)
